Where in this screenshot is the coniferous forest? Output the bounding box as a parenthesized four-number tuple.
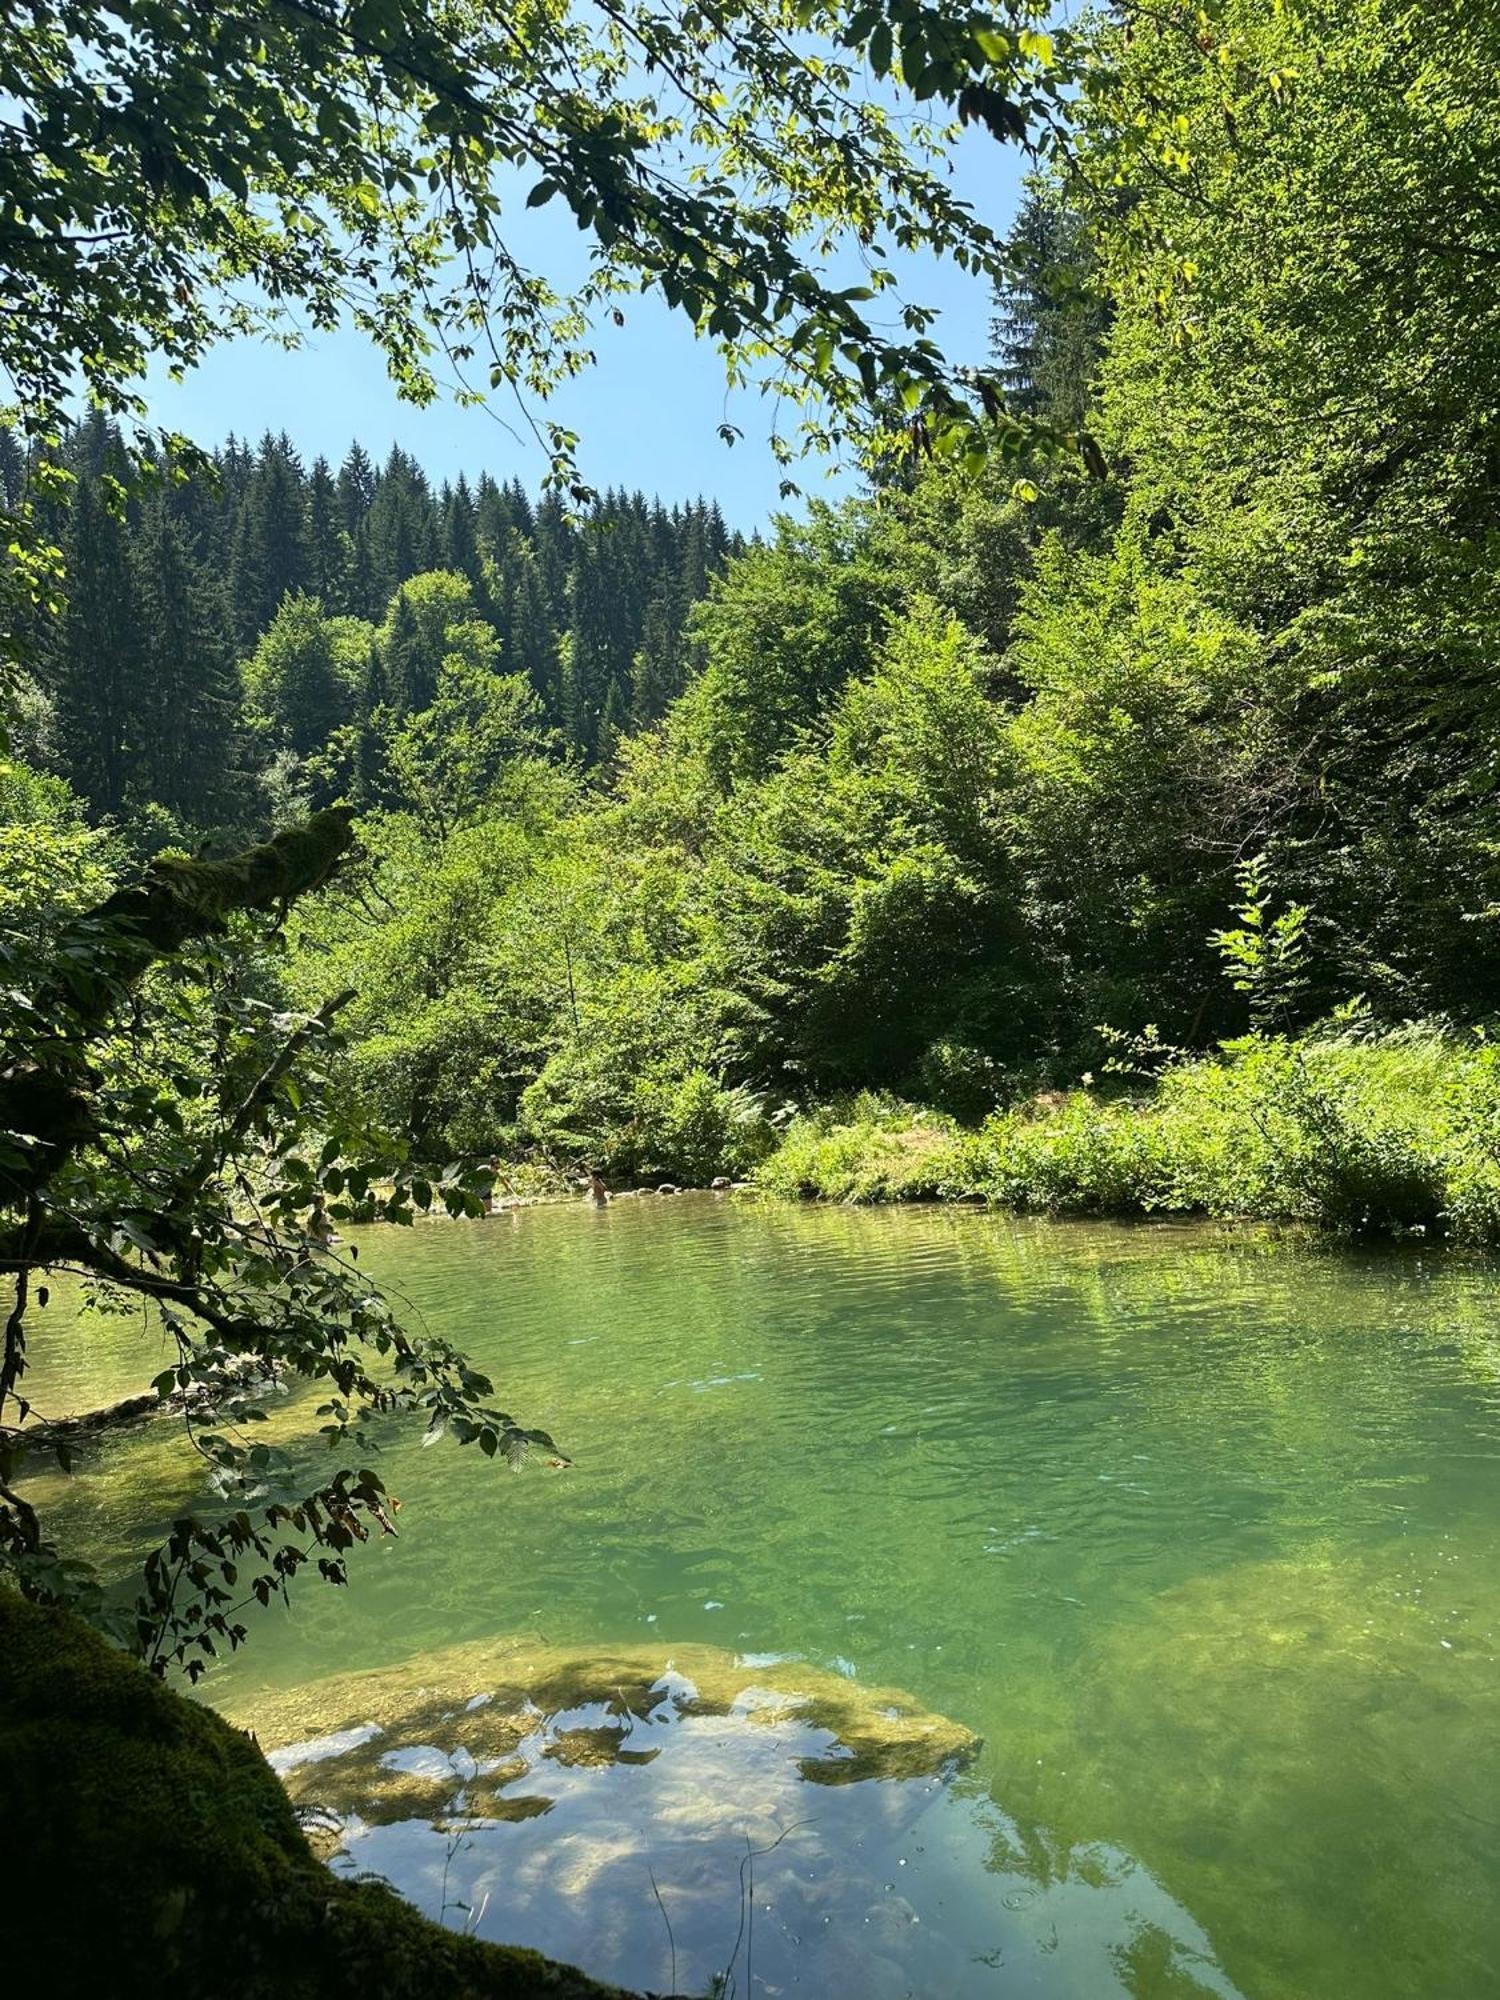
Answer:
(7, 421, 739, 828)
(15, 12, 1500, 1225)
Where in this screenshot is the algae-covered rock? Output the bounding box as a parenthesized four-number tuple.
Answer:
(230, 1636, 1235, 2000)
(221, 1637, 984, 1999)
(231, 1634, 978, 1828)
(0, 1593, 647, 2000)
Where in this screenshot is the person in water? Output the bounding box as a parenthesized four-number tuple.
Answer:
(485, 1156, 504, 1213)
(587, 1171, 610, 1205)
(307, 1193, 337, 1247)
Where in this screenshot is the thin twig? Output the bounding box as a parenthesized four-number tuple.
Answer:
(647, 1862, 678, 1996)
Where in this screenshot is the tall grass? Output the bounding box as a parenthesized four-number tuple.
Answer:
(756, 1027, 1500, 1245)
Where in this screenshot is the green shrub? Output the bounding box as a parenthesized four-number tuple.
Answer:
(758, 1025, 1500, 1245)
(756, 1093, 960, 1202)
(520, 1054, 773, 1184)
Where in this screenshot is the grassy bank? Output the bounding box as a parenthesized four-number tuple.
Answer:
(756, 1028, 1500, 1246)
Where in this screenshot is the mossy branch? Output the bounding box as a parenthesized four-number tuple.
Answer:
(57, 805, 356, 1023)
(0, 809, 356, 1205)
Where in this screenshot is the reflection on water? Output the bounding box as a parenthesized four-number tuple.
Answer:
(254, 1638, 1238, 1998)
(20, 1198, 1500, 1997)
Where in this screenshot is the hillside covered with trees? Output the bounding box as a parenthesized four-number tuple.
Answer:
(7, 423, 738, 830)
(5, 2, 1500, 1994)
(5, 0, 1500, 1676)
(12, 0, 1500, 1229)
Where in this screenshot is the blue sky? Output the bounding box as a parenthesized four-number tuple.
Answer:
(143, 127, 1026, 533)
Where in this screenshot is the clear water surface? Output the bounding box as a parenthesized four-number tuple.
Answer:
(21, 1196, 1500, 1998)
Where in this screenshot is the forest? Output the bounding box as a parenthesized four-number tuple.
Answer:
(4, 3, 1500, 1994)
(11, 0, 1500, 1233)
(5, 422, 740, 820)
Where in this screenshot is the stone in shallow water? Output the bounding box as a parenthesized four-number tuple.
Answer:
(238, 1638, 978, 1826)
(233, 1638, 1242, 1999)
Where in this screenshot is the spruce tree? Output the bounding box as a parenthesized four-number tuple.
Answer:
(472, 473, 514, 569)
(353, 643, 393, 806)
(336, 441, 377, 538)
(990, 189, 1109, 427)
(229, 435, 309, 646)
(0, 425, 25, 509)
(306, 457, 351, 611)
(366, 447, 440, 605)
(441, 474, 486, 604)
(532, 490, 573, 626)
(131, 496, 241, 823)
(378, 591, 426, 717)
(505, 548, 560, 723)
(631, 594, 684, 727)
(596, 673, 628, 764)
(52, 476, 144, 818)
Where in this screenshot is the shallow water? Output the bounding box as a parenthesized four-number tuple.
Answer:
(22, 1197, 1500, 1997)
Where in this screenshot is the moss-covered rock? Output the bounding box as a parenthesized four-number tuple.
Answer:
(234, 1637, 983, 1998)
(232, 1635, 978, 1828)
(0, 1592, 643, 2000)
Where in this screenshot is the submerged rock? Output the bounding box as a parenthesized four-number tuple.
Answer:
(231, 1637, 1235, 2000)
(12, 1351, 284, 1460)
(239, 1636, 978, 1829)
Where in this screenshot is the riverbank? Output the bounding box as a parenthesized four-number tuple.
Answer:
(754, 1027, 1500, 1246)
(0, 1593, 647, 2000)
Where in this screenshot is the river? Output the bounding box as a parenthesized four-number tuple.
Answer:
(21, 1196, 1500, 1997)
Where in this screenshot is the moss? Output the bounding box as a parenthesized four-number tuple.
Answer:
(94, 807, 356, 965)
(0, 1591, 641, 2000)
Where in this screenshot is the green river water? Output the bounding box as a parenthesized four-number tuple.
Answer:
(20, 1196, 1500, 1998)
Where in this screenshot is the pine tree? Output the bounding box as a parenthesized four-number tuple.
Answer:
(52, 477, 144, 818)
(229, 435, 309, 646)
(131, 495, 241, 822)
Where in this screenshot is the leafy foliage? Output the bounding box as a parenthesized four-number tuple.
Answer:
(758, 1026, 1500, 1248)
(0, 0, 1079, 711)
(0, 816, 565, 1676)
